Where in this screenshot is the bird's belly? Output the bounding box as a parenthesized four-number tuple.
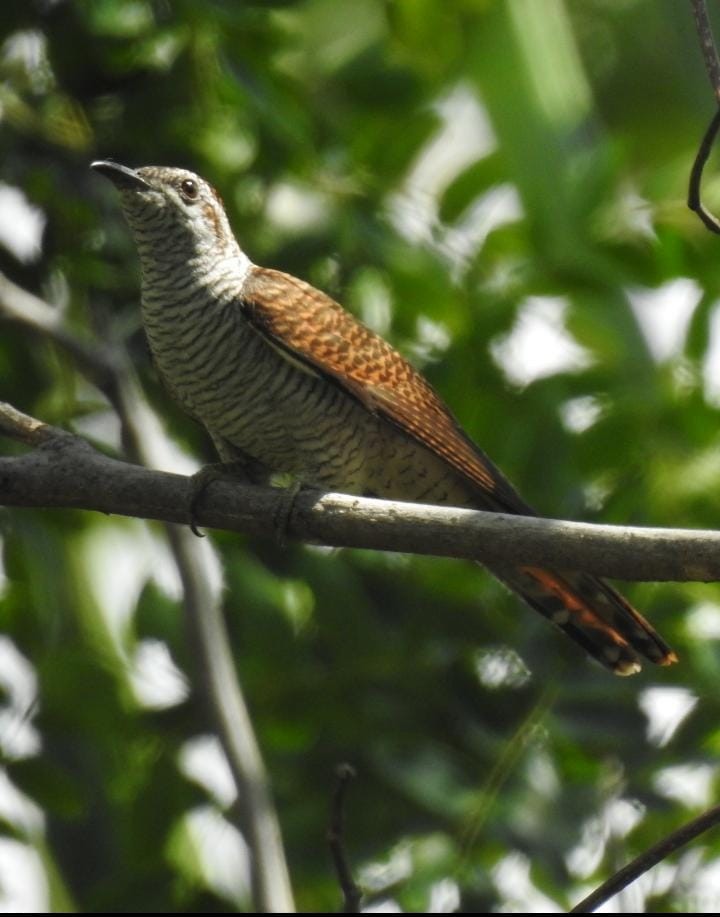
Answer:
(218, 373, 478, 508)
(145, 309, 476, 506)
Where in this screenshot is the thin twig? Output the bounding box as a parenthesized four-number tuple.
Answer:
(688, 107, 720, 233)
(0, 401, 52, 446)
(688, 2, 720, 232)
(458, 683, 558, 866)
(690, 0, 720, 100)
(571, 802, 720, 912)
(328, 764, 362, 913)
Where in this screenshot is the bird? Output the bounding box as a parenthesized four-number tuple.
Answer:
(91, 159, 677, 676)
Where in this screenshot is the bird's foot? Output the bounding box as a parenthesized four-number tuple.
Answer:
(188, 460, 258, 537)
(272, 479, 307, 547)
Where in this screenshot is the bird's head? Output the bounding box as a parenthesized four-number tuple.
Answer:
(91, 161, 242, 266)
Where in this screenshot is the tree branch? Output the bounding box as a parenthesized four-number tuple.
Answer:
(688, 1, 720, 232)
(0, 400, 53, 445)
(164, 523, 294, 911)
(3, 400, 720, 582)
(327, 764, 362, 914)
(0, 273, 296, 912)
(0, 269, 145, 459)
(0, 271, 115, 383)
(688, 107, 720, 234)
(690, 0, 720, 100)
(571, 801, 720, 912)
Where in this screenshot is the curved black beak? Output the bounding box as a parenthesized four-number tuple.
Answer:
(91, 160, 151, 191)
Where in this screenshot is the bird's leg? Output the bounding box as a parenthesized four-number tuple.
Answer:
(272, 478, 306, 548)
(189, 437, 271, 536)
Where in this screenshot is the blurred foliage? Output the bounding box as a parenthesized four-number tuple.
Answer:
(2, 0, 720, 911)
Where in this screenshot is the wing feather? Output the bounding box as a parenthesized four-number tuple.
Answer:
(241, 267, 533, 515)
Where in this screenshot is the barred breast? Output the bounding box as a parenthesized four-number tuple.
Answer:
(139, 256, 477, 506)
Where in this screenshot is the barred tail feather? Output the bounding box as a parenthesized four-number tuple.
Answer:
(488, 564, 678, 675)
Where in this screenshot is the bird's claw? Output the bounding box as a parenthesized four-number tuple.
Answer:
(188, 460, 251, 536)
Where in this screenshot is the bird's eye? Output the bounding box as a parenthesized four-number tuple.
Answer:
(180, 179, 199, 201)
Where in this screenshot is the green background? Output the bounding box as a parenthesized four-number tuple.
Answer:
(2, 0, 720, 911)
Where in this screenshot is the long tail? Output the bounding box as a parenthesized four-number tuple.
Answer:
(487, 563, 677, 675)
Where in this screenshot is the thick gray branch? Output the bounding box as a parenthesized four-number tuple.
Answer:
(1, 403, 719, 583)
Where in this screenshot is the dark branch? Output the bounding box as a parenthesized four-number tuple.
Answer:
(688, 107, 720, 233)
(328, 764, 362, 914)
(690, 0, 720, 100)
(3, 401, 720, 582)
(688, 2, 720, 232)
(571, 801, 720, 912)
